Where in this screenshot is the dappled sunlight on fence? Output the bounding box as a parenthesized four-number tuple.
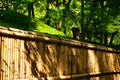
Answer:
(0, 26, 120, 80)
(87, 50, 100, 73)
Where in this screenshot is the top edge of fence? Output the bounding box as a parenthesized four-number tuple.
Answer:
(0, 26, 120, 53)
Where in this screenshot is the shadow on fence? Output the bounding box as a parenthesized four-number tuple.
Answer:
(0, 26, 120, 80)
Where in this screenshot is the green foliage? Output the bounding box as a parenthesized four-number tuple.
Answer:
(0, 21, 17, 28)
(0, 10, 35, 30)
(33, 20, 66, 37)
(0, 0, 120, 48)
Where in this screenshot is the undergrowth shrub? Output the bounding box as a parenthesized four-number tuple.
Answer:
(0, 10, 36, 30)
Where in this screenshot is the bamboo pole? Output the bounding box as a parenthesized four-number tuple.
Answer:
(8, 37, 10, 80)
(0, 26, 119, 53)
(20, 40, 24, 78)
(11, 38, 15, 80)
(0, 36, 2, 80)
(41, 71, 120, 80)
(4, 37, 8, 80)
(14, 39, 18, 79)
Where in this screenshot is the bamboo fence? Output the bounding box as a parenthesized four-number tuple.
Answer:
(0, 26, 120, 80)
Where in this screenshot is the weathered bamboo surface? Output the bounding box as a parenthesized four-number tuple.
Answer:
(0, 26, 120, 80)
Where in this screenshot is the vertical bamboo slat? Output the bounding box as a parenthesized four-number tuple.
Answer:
(22, 41, 25, 79)
(8, 37, 10, 80)
(10, 38, 12, 80)
(71, 47, 77, 75)
(87, 49, 100, 80)
(11, 37, 14, 80)
(0, 36, 1, 80)
(51, 44, 58, 76)
(37, 41, 47, 78)
(12, 38, 15, 80)
(83, 48, 88, 73)
(77, 48, 85, 74)
(68, 46, 72, 75)
(1, 36, 5, 80)
(4, 37, 7, 80)
(1, 37, 4, 80)
(14, 39, 18, 79)
(83, 48, 88, 80)
(64, 46, 69, 75)
(58, 45, 64, 76)
(20, 40, 24, 79)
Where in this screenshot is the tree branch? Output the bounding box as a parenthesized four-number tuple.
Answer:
(109, 30, 118, 46)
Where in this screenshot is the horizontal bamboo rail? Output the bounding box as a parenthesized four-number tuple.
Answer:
(41, 71, 120, 80)
(0, 26, 119, 53)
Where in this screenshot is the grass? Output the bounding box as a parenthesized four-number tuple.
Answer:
(33, 21, 66, 37)
(0, 10, 68, 38)
(0, 20, 67, 38)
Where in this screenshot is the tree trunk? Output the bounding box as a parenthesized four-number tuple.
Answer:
(80, 0, 85, 41)
(109, 30, 118, 46)
(56, 22, 62, 31)
(46, 0, 50, 25)
(100, 0, 105, 45)
(28, 2, 35, 18)
(56, 0, 59, 7)
(100, 29, 104, 44)
(62, 0, 71, 34)
(72, 27, 80, 40)
(31, 3, 35, 18)
(62, 10, 66, 33)
(55, 0, 62, 31)
(62, 0, 66, 34)
(100, 0, 108, 45)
